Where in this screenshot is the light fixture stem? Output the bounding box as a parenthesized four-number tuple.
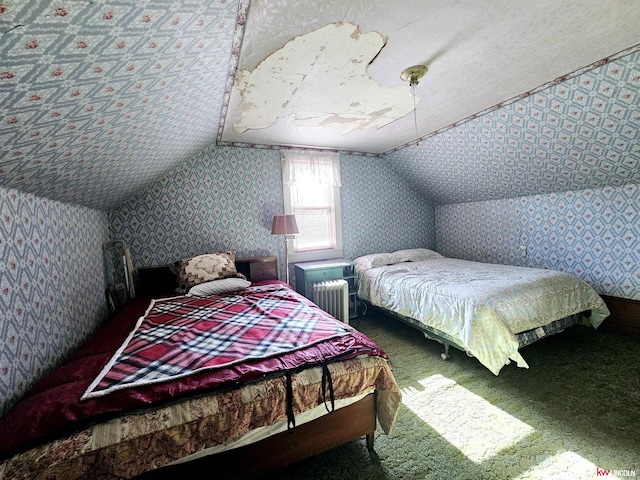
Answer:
(413, 93, 419, 146)
(400, 65, 427, 146)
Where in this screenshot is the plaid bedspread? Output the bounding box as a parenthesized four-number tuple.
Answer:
(83, 284, 351, 399)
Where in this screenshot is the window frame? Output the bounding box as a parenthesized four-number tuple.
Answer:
(282, 151, 343, 263)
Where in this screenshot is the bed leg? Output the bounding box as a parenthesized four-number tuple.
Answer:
(366, 432, 375, 451)
(440, 343, 451, 361)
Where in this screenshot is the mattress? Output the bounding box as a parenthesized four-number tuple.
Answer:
(356, 257, 609, 375)
(0, 282, 401, 479)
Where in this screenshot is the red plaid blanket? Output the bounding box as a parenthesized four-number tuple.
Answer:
(83, 284, 350, 399)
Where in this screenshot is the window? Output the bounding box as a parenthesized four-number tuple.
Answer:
(281, 150, 342, 262)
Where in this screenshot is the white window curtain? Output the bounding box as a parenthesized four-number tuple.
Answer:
(281, 150, 341, 188)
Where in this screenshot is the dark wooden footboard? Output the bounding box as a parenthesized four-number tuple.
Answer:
(136, 392, 377, 479)
(600, 295, 640, 340)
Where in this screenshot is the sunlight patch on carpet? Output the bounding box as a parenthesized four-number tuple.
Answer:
(401, 374, 535, 463)
(513, 451, 618, 479)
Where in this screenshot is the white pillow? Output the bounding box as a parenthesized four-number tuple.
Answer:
(390, 248, 443, 264)
(353, 252, 394, 270)
(187, 277, 251, 297)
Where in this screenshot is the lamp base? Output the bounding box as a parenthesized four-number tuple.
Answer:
(284, 235, 293, 285)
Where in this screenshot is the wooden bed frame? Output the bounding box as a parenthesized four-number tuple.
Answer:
(600, 295, 640, 341)
(137, 393, 377, 479)
(132, 258, 379, 478)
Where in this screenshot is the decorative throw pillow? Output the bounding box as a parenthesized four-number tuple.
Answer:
(187, 277, 251, 297)
(175, 250, 245, 294)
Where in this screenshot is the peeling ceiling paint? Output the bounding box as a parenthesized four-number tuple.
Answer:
(232, 22, 417, 136)
(221, 0, 640, 154)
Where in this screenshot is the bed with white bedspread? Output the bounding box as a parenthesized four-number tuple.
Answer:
(355, 248, 610, 375)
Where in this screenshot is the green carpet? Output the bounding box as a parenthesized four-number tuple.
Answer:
(253, 311, 640, 480)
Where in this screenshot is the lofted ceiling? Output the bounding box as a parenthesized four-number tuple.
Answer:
(1, 1, 640, 211)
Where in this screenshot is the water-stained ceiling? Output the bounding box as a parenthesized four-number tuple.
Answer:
(1, 0, 639, 211)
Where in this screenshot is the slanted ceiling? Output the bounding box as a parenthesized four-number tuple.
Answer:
(1, 0, 639, 211)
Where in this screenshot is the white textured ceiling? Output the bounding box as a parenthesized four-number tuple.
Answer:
(221, 0, 640, 154)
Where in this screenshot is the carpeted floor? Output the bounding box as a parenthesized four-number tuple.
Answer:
(251, 311, 640, 480)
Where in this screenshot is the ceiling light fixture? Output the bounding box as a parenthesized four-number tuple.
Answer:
(400, 65, 428, 146)
(400, 65, 428, 97)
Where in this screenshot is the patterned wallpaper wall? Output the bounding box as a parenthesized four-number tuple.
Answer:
(386, 50, 640, 206)
(340, 153, 435, 259)
(110, 146, 283, 268)
(385, 49, 640, 302)
(0, 0, 242, 211)
(109, 147, 435, 279)
(436, 183, 640, 300)
(1, 0, 638, 211)
(0, 186, 108, 416)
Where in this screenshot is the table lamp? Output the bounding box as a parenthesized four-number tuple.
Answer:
(271, 215, 299, 284)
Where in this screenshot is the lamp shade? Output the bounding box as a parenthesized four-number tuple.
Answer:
(271, 215, 299, 235)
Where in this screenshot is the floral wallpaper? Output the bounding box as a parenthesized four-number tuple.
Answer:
(109, 146, 284, 268)
(1, 0, 638, 212)
(0, 186, 108, 416)
(109, 146, 436, 280)
(387, 49, 640, 301)
(340, 153, 435, 259)
(0, 0, 244, 210)
(386, 50, 640, 206)
(436, 184, 640, 300)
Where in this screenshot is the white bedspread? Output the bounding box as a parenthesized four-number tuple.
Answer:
(356, 258, 610, 375)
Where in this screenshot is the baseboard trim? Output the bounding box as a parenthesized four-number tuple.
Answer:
(600, 295, 640, 341)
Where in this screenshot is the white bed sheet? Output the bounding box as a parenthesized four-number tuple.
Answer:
(356, 258, 610, 375)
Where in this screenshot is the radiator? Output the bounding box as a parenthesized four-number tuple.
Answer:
(312, 279, 349, 324)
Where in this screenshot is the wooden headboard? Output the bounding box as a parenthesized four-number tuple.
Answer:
(136, 265, 177, 296)
(136, 255, 278, 297)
